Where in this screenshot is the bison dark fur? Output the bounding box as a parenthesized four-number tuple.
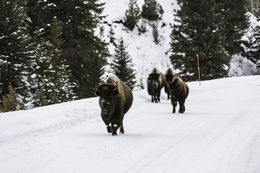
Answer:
(147, 68, 165, 103)
(164, 68, 177, 100)
(96, 74, 133, 135)
(164, 68, 189, 113)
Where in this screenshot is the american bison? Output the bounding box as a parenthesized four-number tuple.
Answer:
(164, 68, 189, 113)
(147, 68, 165, 103)
(95, 74, 133, 135)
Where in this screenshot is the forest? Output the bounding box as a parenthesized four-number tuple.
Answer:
(0, 0, 259, 112)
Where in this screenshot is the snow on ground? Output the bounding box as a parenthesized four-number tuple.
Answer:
(1, 75, 260, 173)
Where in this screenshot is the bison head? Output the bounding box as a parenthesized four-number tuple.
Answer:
(148, 73, 160, 94)
(165, 74, 173, 85)
(95, 83, 119, 118)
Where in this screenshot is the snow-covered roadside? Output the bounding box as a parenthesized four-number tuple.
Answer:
(0, 76, 260, 173)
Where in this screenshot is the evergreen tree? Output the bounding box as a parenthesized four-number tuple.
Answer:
(141, 0, 164, 21)
(243, 17, 260, 74)
(216, 0, 249, 55)
(0, 1, 35, 106)
(111, 38, 136, 89)
(27, 0, 108, 98)
(109, 26, 116, 44)
(152, 24, 159, 44)
(124, 0, 141, 31)
(32, 18, 77, 107)
(170, 0, 248, 81)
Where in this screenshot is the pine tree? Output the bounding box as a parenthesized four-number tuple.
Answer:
(27, 0, 108, 98)
(170, 0, 248, 81)
(32, 18, 77, 107)
(124, 0, 141, 31)
(141, 0, 164, 21)
(0, 1, 36, 106)
(152, 24, 159, 44)
(216, 0, 249, 55)
(111, 38, 136, 89)
(244, 17, 260, 74)
(109, 26, 116, 44)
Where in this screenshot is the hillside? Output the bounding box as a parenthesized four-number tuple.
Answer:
(0, 76, 260, 173)
(99, 0, 259, 87)
(99, 0, 178, 87)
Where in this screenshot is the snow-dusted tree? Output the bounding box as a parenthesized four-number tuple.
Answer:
(32, 18, 77, 107)
(124, 0, 141, 31)
(111, 38, 136, 89)
(109, 26, 116, 44)
(141, 0, 164, 21)
(152, 24, 159, 44)
(216, 0, 249, 55)
(0, 1, 35, 106)
(243, 18, 260, 74)
(27, 0, 108, 98)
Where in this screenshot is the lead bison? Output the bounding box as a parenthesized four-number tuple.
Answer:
(95, 74, 133, 136)
(147, 68, 165, 103)
(164, 68, 189, 113)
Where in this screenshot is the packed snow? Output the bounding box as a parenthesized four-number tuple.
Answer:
(1, 75, 260, 173)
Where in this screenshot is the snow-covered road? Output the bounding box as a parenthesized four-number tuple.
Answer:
(0, 76, 260, 173)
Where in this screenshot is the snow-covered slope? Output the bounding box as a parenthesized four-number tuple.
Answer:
(99, 1, 259, 86)
(99, 0, 179, 87)
(1, 76, 260, 173)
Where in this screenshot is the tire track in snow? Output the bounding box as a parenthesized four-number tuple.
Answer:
(126, 108, 250, 173)
(126, 118, 208, 173)
(0, 109, 99, 144)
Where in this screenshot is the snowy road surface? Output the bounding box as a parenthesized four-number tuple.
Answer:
(0, 76, 260, 173)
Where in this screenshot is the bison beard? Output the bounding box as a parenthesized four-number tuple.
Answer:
(96, 75, 133, 136)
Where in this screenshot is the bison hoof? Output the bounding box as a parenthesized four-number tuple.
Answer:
(120, 130, 124, 134)
(172, 109, 176, 113)
(112, 132, 117, 136)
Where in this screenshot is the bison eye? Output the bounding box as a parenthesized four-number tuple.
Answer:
(101, 98, 111, 105)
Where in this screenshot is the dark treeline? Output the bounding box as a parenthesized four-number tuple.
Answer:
(0, 0, 108, 110)
(170, 0, 250, 81)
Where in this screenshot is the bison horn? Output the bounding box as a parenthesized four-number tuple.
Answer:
(112, 85, 119, 96)
(95, 84, 103, 96)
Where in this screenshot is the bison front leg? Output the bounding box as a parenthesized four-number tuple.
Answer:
(111, 123, 120, 136)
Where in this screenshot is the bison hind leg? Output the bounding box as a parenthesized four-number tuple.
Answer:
(120, 126, 124, 134)
(119, 121, 124, 134)
(178, 101, 185, 113)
